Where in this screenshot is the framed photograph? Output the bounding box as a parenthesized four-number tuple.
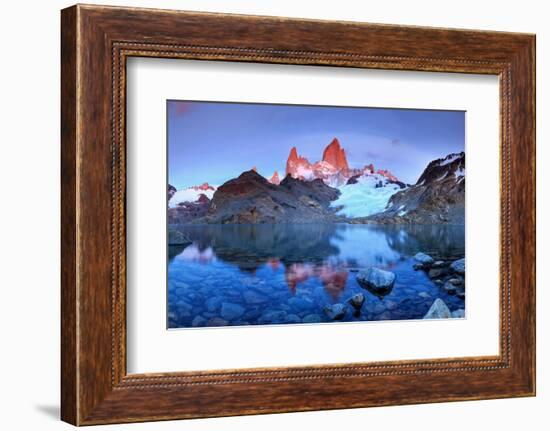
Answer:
(61, 4, 535, 425)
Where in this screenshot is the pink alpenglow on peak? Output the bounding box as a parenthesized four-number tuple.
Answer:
(285, 147, 313, 179)
(376, 169, 398, 182)
(322, 138, 349, 172)
(269, 171, 281, 185)
(188, 182, 216, 192)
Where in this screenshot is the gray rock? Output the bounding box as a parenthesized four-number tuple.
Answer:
(432, 260, 446, 268)
(324, 303, 348, 320)
(455, 287, 466, 300)
(450, 258, 465, 275)
(220, 302, 245, 320)
(356, 267, 396, 292)
(448, 277, 464, 286)
(413, 252, 435, 265)
(413, 263, 425, 270)
(348, 293, 365, 309)
(423, 298, 452, 319)
(451, 308, 465, 318)
(191, 315, 208, 327)
(302, 314, 322, 324)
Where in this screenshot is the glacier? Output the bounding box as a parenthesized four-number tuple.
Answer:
(331, 175, 402, 218)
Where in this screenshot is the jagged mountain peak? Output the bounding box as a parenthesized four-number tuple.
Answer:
(322, 138, 349, 171)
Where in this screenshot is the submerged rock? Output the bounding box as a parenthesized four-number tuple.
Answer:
(302, 314, 322, 324)
(448, 277, 463, 286)
(442, 281, 457, 294)
(428, 268, 445, 279)
(356, 267, 396, 294)
(423, 298, 452, 319)
(285, 314, 302, 323)
(451, 308, 465, 318)
(450, 258, 465, 275)
(220, 302, 245, 320)
(191, 315, 208, 327)
(348, 293, 365, 309)
(207, 317, 229, 326)
(413, 252, 435, 265)
(324, 303, 347, 320)
(259, 310, 287, 324)
(243, 290, 268, 304)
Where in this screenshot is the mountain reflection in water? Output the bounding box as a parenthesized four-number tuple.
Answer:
(168, 223, 465, 328)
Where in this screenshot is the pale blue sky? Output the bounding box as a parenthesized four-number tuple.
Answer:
(168, 100, 464, 188)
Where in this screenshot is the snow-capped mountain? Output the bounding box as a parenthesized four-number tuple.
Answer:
(366, 152, 465, 224)
(169, 182, 217, 208)
(285, 138, 399, 188)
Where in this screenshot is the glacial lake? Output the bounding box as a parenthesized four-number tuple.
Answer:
(167, 223, 465, 329)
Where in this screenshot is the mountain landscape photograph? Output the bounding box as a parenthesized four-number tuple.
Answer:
(167, 100, 466, 329)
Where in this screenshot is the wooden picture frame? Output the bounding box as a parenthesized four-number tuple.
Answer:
(61, 4, 536, 425)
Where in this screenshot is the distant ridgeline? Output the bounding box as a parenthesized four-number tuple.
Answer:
(168, 138, 465, 226)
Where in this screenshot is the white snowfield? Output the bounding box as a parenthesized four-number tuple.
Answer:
(169, 186, 217, 208)
(331, 174, 402, 218)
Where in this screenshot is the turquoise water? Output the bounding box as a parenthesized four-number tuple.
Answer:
(167, 224, 465, 328)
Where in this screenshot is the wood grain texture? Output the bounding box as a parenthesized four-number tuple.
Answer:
(60, 4, 536, 425)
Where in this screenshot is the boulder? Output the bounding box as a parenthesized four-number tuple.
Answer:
(220, 302, 245, 320)
(450, 258, 465, 275)
(348, 293, 365, 309)
(413, 252, 435, 265)
(356, 267, 396, 294)
(324, 303, 347, 320)
(423, 298, 452, 319)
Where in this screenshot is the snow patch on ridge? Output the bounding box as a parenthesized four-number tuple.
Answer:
(169, 187, 217, 208)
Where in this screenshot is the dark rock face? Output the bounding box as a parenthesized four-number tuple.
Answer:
(168, 184, 177, 200)
(197, 170, 341, 224)
(363, 152, 465, 224)
(168, 194, 210, 224)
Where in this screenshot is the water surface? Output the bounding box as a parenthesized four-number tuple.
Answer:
(168, 223, 465, 328)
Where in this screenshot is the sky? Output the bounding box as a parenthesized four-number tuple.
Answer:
(168, 100, 464, 188)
